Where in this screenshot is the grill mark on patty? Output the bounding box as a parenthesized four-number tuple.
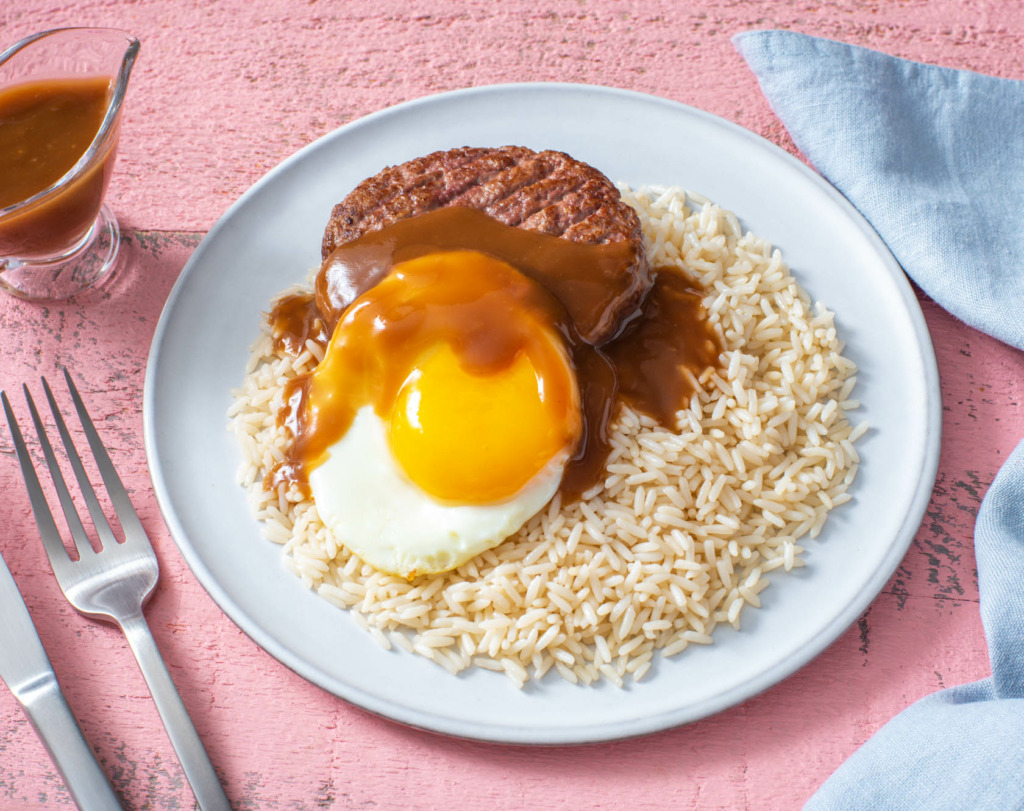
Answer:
(324, 147, 537, 254)
(337, 148, 495, 235)
(449, 152, 558, 213)
(520, 183, 606, 236)
(485, 169, 593, 228)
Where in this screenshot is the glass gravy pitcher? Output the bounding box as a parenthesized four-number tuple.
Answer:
(0, 28, 139, 300)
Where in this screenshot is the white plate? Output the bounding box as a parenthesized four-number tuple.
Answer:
(144, 83, 941, 744)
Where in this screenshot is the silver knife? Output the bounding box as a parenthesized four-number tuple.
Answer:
(0, 547, 123, 810)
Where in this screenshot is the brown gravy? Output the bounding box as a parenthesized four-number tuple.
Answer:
(269, 291, 329, 355)
(315, 206, 647, 346)
(0, 77, 114, 258)
(269, 206, 722, 500)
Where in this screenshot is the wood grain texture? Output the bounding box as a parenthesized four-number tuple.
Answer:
(1, 1, 1023, 809)
(3, 0, 1023, 233)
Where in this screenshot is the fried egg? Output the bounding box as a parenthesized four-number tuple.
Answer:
(301, 250, 582, 578)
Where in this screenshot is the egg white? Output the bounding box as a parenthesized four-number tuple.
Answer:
(309, 405, 566, 578)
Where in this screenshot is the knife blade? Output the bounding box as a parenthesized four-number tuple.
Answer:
(0, 547, 123, 810)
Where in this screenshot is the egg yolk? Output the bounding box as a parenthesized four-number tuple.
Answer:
(299, 249, 583, 505)
(389, 343, 575, 504)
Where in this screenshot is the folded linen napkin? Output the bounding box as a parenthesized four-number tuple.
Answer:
(734, 30, 1024, 809)
(734, 29, 1024, 353)
(807, 439, 1024, 809)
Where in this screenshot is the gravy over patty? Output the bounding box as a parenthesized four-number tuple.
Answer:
(270, 206, 721, 501)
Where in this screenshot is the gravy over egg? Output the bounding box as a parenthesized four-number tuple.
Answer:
(268, 206, 721, 578)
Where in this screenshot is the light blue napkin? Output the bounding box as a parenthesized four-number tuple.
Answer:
(733, 30, 1024, 809)
(734, 29, 1024, 353)
(806, 439, 1024, 809)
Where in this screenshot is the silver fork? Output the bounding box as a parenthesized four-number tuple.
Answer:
(1, 370, 232, 811)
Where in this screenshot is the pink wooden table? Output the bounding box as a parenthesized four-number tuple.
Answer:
(2, 2, 1023, 808)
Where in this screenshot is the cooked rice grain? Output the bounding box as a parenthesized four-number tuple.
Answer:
(229, 185, 862, 687)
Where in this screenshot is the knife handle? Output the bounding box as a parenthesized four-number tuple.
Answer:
(20, 673, 123, 811)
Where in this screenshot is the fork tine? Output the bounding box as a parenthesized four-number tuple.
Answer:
(24, 384, 103, 561)
(1, 391, 77, 579)
(39, 376, 121, 552)
(61, 369, 149, 548)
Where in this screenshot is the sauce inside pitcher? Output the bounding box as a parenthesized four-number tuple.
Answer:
(0, 76, 116, 258)
(0, 27, 138, 299)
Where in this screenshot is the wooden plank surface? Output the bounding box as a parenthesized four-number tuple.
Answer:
(1, 2, 1023, 808)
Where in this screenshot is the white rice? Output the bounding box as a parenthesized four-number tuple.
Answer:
(228, 185, 863, 688)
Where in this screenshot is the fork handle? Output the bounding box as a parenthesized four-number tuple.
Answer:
(119, 612, 232, 811)
(21, 676, 123, 810)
